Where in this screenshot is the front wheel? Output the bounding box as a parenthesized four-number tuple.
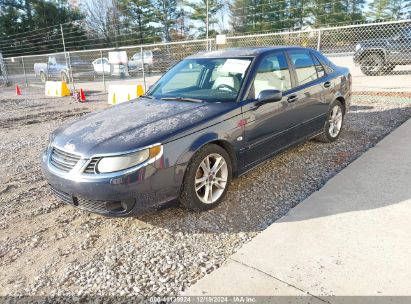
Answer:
(316, 100, 344, 143)
(61, 72, 70, 83)
(179, 144, 232, 212)
(360, 53, 385, 76)
(384, 64, 396, 73)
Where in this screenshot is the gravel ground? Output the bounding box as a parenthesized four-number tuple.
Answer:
(0, 87, 410, 298)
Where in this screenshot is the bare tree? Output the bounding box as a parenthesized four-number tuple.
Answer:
(80, 0, 120, 47)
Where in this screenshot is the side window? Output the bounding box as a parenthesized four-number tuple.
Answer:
(48, 57, 57, 65)
(311, 53, 325, 78)
(313, 51, 335, 74)
(250, 52, 292, 98)
(289, 50, 318, 86)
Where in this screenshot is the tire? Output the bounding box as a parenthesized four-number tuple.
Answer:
(316, 100, 345, 143)
(40, 72, 47, 83)
(384, 64, 396, 73)
(360, 53, 385, 76)
(144, 63, 151, 75)
(61, 72, 69, 83)
(179, 144, 232, 212)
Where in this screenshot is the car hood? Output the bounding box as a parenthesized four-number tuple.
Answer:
(358, 38, 390, 48)
(51, 98, 235, 156)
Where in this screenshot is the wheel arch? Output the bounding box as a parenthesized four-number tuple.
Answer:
(175, 133, 239, 182)
(336, 96, 346, 114)
(330, 90, 347, 115)
(359, 48, 386, 62)
(208, 139, 238, 176)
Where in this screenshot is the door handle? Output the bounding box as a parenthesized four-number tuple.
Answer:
(287, 94, 298, 103)
(324, 81, 331, 88)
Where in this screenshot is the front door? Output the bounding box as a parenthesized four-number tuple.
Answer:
(387, 27, 411, 65)
(242, 51, 298, 167)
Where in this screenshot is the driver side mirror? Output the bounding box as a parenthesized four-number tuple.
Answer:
(255, 89, 282, 106)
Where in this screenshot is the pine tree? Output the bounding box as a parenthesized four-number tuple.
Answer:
(309, 0, 366, 26)
(185, 0, 224, 37)
(153, 0, 179, 42)
(368, 0, 411, 20)
(0, 0, 86, 56)
(367, 0, 392, 20)
(117, 0, 158, 44)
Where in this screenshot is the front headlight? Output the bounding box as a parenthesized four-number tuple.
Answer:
(97, 145, 162, 173)
(355, 43, 362, 51)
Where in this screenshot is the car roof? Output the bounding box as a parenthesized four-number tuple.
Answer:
(186, 46, 311, 59)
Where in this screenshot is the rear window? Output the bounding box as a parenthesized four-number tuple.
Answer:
(311, 52, 326, 78)
(313, 51, 336, 73)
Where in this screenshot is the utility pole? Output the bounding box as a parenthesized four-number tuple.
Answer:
(206, 0, 209, 50)
(60, 24, 67, 55)
(60, 24, 72, 85)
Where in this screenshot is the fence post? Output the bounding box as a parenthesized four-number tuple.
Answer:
(141, 46, 146, 92)
(21, 57, 28, 87)
(100, 50, 106, 91)
(317, 29, 322, 51)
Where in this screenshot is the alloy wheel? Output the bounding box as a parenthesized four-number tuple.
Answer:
(329, 105, 343, 138)
(362, 54, 383, 75)
(195, 153, 228, 204)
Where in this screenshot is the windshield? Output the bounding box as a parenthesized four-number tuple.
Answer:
(148, 57, 253, 102)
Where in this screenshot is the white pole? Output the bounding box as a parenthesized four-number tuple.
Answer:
(206, 0, 209, 50)
(317, 29, 321, 51)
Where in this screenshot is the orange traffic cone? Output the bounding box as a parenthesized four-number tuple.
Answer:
(79, 89, 86, 102)
(16, 85, 21, 96)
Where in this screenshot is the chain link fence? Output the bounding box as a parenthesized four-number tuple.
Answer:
(2, 19, 411, 102)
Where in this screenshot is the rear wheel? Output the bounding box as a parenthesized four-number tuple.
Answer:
(179, 144, 232, 212)
(316, 100, 344, 143)
(40, 72, 47, 83)
(360, 53, 385, 76)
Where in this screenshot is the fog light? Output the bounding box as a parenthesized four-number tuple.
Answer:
(105, 199, 135, 213)
(106, 201, 124, 212)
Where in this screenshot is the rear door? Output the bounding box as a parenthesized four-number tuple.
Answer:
(286, 49, 328, 137)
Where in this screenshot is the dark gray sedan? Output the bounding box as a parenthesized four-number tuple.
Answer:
(42, 47, 351, 216)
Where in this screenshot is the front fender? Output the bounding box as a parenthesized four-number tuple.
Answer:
(165, 118, 243, 190)
(357, 48, 387, 62)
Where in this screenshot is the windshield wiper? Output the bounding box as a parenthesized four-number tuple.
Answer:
(161, 97, 203, 103)
(139, 94, 154, 99)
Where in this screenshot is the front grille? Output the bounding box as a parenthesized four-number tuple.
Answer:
(49, 185, 74, 204)
(77, 198, 108, 213)
(50, 186, 134, 214)
(83, 158, 101, 174)
(50, 185, 109, 213)
(50, 147, 81, 172)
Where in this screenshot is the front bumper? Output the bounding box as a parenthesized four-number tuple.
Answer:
(41, 149, 179, 217)
(353, 51, 363, 65)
